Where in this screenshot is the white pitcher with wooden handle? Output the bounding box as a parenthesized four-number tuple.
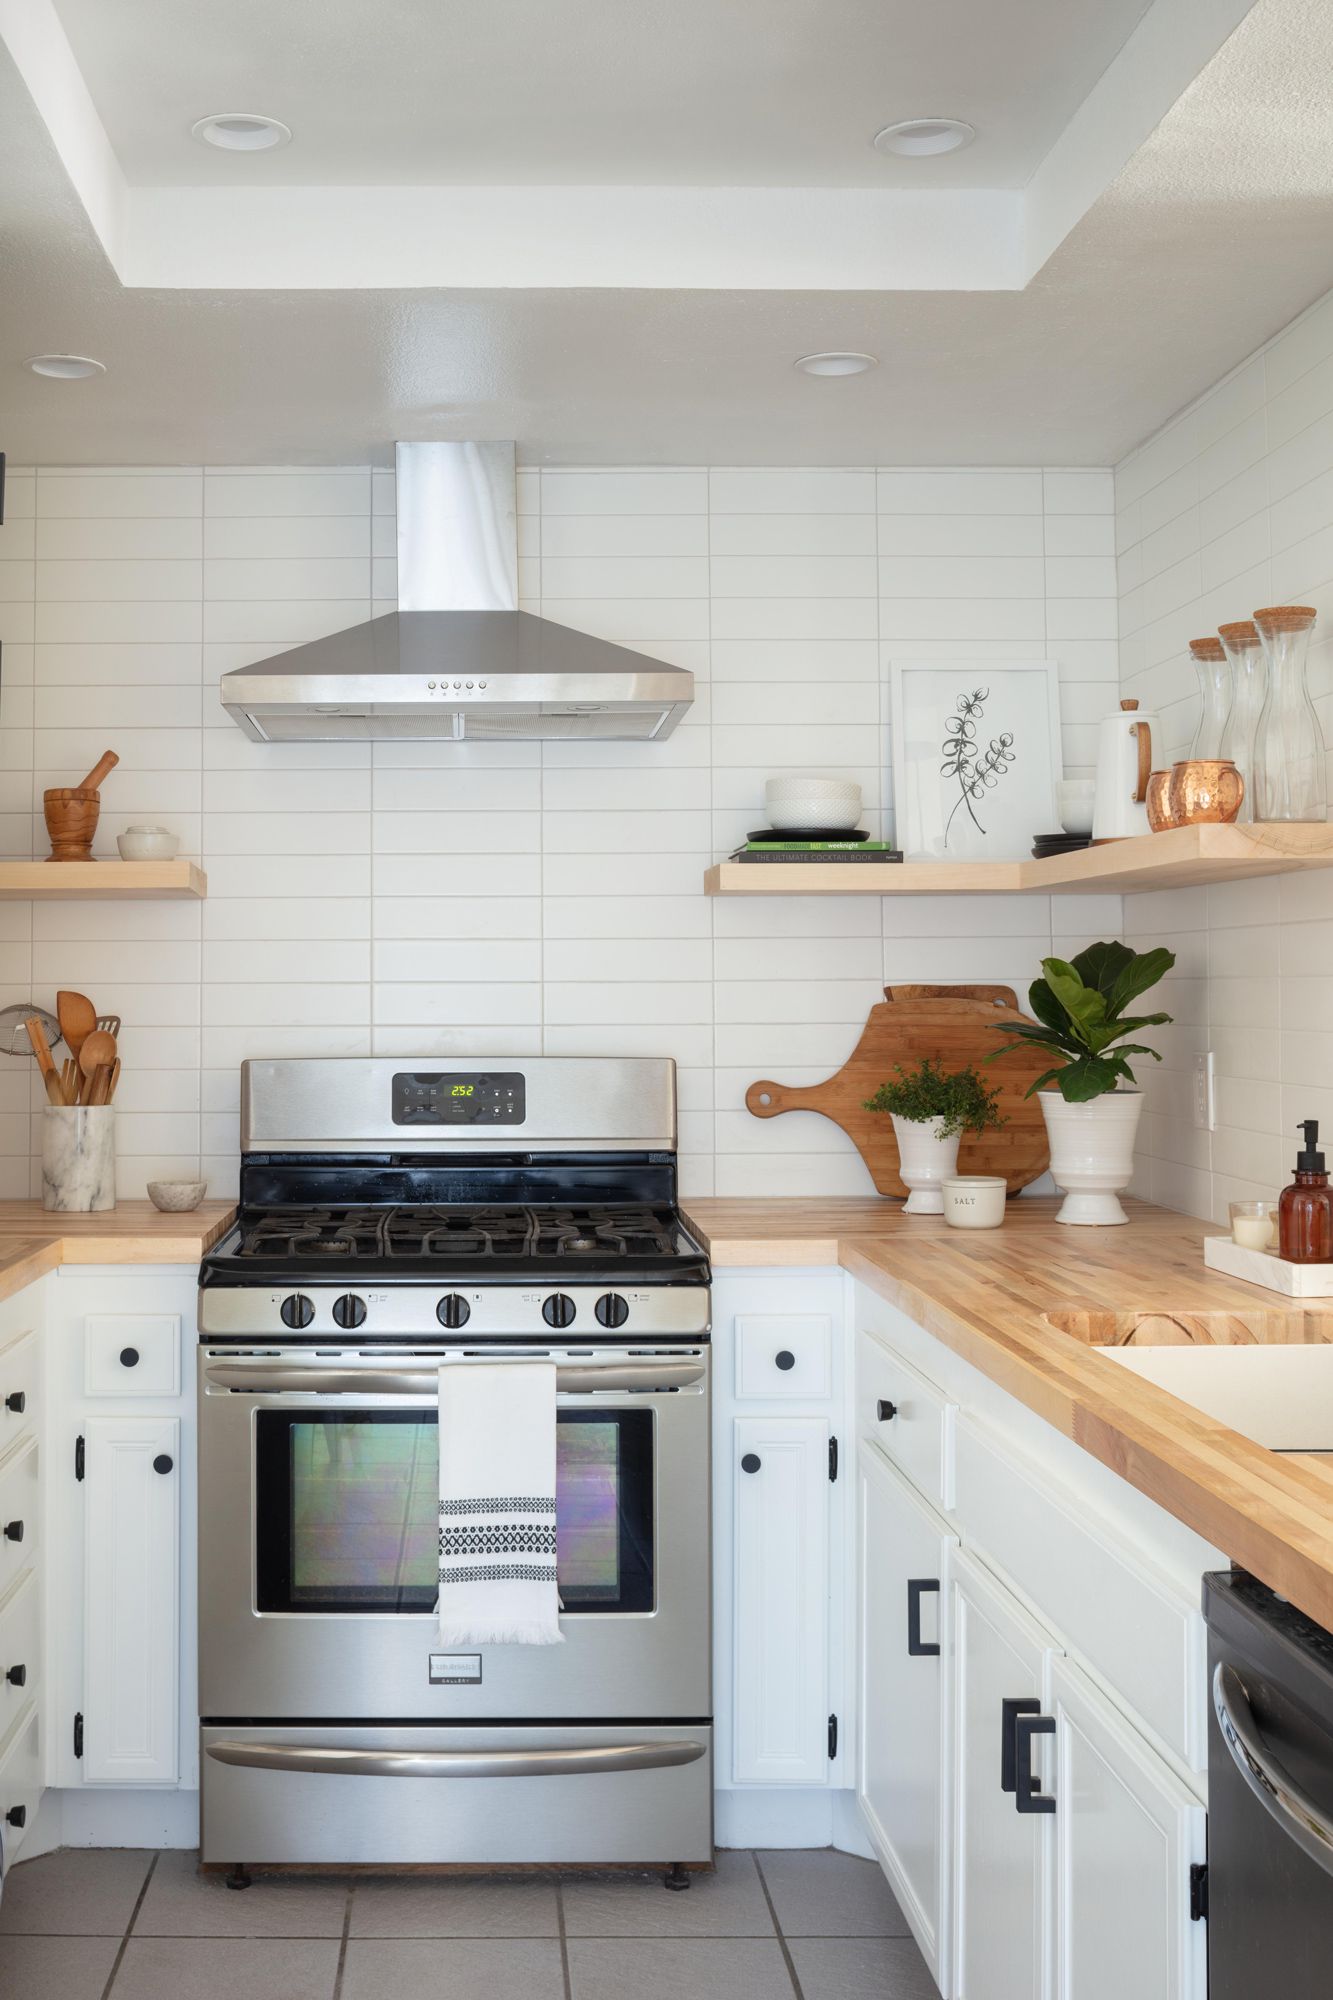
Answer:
(1092, 697, 1158, 840)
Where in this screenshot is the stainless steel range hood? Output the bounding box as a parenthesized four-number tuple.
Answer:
(220, 443, 694, 743)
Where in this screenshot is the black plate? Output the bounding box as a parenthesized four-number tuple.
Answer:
(748, 825, 869, 842)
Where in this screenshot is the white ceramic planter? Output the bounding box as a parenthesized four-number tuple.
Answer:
(891, 1115, 961, 1215)
(1039, 1090, 1143, 1226)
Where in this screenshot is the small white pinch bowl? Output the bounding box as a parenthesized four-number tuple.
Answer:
(117, 825, 179, 861)
(147, 1178, 208, 1212)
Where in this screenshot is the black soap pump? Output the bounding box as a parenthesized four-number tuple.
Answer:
(1278, 1119, 1333, 1263)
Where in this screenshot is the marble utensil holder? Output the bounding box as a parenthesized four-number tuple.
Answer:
(42, 1106, 115, 1212)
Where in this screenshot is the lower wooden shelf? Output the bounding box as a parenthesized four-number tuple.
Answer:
(705, 823, 1333, 896)
(0, 861, 206, 899)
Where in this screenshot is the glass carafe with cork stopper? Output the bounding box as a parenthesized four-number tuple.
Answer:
(1217, 620, 1266, 824)
(1253, 605, 1327, 822)
(1187, 635, 1233, 760)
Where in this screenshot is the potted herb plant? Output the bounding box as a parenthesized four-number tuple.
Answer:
(989, 940, 1175, 1225)
(864, 1057, 1006, 1214)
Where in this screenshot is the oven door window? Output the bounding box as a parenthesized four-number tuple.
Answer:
(255, 1409, 653, 1615)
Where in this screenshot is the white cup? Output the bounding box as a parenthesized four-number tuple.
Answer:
(1055, 779, 1096, 835)
(942, 1176, 1007, 1229)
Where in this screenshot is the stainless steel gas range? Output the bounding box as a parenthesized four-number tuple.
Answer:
(196, 1056, 712, 1876)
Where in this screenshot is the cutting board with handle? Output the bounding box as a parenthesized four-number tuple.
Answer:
(746, 983, 1051, 1197)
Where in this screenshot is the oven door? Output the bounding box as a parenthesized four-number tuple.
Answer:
(198, 1345, 710, 1721)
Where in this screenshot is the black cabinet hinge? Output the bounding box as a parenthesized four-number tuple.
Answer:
(828, 1436, 839, 1482)
(74, 1434, 85, 1482)
(1189, 1862, 1208, 1921)
(73, 1712, 83, 1759)
(828, 1714, 838, 1760)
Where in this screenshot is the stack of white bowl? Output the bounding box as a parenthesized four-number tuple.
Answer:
(764, 775, 863, 831)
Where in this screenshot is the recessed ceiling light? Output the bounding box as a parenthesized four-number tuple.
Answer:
(795, 352, 878, 377)
(873, 117, 975, 158)
(191, 112, 292, 152)
(26, 354, 106, 380)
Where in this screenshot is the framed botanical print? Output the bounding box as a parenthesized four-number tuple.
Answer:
(888, 658, 1061, 861)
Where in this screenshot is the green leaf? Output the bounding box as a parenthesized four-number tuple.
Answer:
(1069, 940, 1134, 998)
(1041, 959, 1108, 1046)
(1026, 978, 1068, 1034)
(1107, 946, 1175, 1018)
(1023, 1065, 1069, 1098)
(1054, 1055, 1124, 1102)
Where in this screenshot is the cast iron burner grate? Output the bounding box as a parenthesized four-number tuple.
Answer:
(234, 1203, 681, 1263)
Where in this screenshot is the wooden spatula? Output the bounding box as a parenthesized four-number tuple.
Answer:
(26, 1015, 65, 1106)
(57, 990, 96, 1063)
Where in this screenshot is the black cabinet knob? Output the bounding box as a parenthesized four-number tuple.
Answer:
(279, 1294, 315, 1330)
(775, 1349, 796, 1371)
(2, 1520, 22, 1543)
(332, 1294, 367, 1330)
(595, 1293, 629, 1329)
(3, 1391, 24, 1414)
(5, 1805, 25, 1829)
(119, 1347, 139, 1368)
(741, 1452, 762, 1474)
(153, 1454, 174, 1476)
(436, 1293, 471, 1330)
(5, 1663, 25, 1688)
(542, 1293, 576, 1329)
(877, 1399, 898, 1422)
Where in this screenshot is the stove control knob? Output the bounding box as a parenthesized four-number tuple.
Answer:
(437, 1293, 471, 1329)
(279, 1293, 315, 1330)
(542, 1293, 576, 1329)
(333, 1294, 367, 1330)
(595, 1292, 629, 1329)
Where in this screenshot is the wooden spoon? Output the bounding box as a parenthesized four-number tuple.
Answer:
(76, 749, 119, 793)
(57, 990, 97, 1063)
(78, 1030, 117, 1100)
(101, 1057, 121, 1104)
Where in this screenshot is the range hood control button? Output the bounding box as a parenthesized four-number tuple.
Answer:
(437, 1294, 471, 1329)
(332, 1294, 367, 1330)
(279, 1293, 315, 1330)
(542, 1293, 576, 1329)
(595, 1293, 629, 1329)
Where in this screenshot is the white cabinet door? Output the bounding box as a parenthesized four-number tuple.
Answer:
(858, 1442, 956, 1992)
(732, 1415, 829, 1785)
(83, 1415, 179, 1786)
(1050, 1656, 1207, 2000)
(951, 1549, 1058, 2000)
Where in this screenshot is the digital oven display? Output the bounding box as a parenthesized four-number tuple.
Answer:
(391, 1071, 526, 1125)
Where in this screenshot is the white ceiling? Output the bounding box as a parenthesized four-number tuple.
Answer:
(52, 0, 1151, 189)
(2, 0, 1333, 467)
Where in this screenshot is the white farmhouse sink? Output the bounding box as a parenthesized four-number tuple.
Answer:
(1099, 1343, 1333, 1453)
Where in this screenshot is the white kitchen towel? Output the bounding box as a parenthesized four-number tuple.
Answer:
(437, 1359, 563, 1646)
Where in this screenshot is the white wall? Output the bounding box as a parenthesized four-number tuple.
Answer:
(0, 461, 1119, 1202)
(1117, 285, 1333, 1220)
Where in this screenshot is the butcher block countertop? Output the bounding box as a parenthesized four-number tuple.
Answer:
(685, 1195, 1333, 1632)
(0, 1199, 235, 1302)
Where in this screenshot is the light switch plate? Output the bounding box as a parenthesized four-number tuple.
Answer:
(1193, 1050, 1215, 1131)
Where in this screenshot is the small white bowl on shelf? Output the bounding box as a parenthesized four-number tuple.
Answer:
(764, 798, 863, 830)
(117, 825, 179, 861)
(765, 774, 862, 804)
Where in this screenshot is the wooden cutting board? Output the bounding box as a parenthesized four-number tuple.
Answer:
(745, 983, 1051, 1197)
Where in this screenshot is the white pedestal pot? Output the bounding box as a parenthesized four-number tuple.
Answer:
(891, 1115, 961, 1215)
(1039, 1090, 1143, 1226)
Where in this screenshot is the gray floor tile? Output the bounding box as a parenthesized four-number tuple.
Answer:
(563, 1851, 774, 1937)
(0, 1846, 153, 1934)
(0, 1933, 121, 1999)
(109, 1936, 341, 2000)
(341, 1937, 565, 2000)
(568, 1936, 796, 2000)
(131, 1850, 349, 1937)
(757, 1850, 910, 1939)
(788, 1937, 937, 2000)
(349, 1872, 560, 1936)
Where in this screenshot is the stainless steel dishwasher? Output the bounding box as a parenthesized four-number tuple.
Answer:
(1205, 1568, 1333, 1997)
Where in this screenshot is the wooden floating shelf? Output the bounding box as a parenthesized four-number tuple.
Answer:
(705, 824, 1333, 897)
(0, 861, 207, 900)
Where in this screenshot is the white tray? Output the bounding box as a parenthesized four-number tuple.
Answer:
(1204, 1232, 1333, 1296)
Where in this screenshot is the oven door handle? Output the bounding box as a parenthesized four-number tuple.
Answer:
(203, 1362, 705, 1396)
(205, 1738, 707, 1779)
(1213, 1662, 1333, 1878)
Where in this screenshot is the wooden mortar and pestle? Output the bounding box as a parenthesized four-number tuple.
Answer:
(44, 749, 119, 861)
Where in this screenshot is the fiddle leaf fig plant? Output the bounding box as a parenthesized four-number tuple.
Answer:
(864, 1057, 1006, 1139)
(989, 939, 1175, 1103)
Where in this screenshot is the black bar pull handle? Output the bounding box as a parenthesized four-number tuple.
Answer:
(906, 1578, 941, 1656)
(1000, 1696, 1040, 1793)
(1013, 1713, 1057, 1814)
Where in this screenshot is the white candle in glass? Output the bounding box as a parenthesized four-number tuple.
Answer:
(1232, 1214, 1273, 1250)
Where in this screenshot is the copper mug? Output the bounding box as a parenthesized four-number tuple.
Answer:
(1145, 770, 1178, 831)
(1167, 758, 1245, 825)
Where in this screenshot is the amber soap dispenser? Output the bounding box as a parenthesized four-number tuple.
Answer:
(1278, 1119, 1333, 1263)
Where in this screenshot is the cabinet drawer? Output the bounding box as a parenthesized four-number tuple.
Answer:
(0, 1331, 38, 1459)
(85, 1314, 181, 1398)
(856, 1328, 955, 1510)
(0, 1442, 37, 1597)
(736, 1315, 832, 1400)
(0, 1703, 40, 1870)
(0, 1571, 39, 1750)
